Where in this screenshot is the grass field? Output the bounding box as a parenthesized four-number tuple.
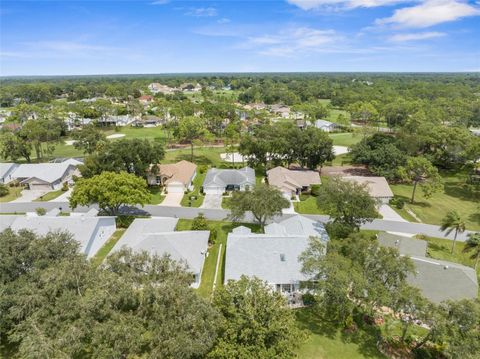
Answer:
(176, 219, 260, 298)
(390, 171, 480, 230)
(328, 132, 362, 147)
(32, 189, 65, 202)
(0, 186, 22, 202)
(295, 308, 386, 359)
(294, 196, 326, 214)
(180, 172, 206, 207)
(90, 228, 126, 267)
(164, 146, 225, 166)
(147, 186, 165, 205)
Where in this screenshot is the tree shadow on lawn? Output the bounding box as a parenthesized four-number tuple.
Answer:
(295, 307, 386, 358)
(173, 153, 214, 166)
(395, 194, 431, 208)
(443, 182, 479, 203)
(468, 212, 480, 227)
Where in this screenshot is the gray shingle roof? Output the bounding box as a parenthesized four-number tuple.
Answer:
(2, 215, 116, 258)
(11, 163, 75, 184)
(378, 232, 427, 257)
(203, 167, 255, 188)
(225, 215, 329, 285)
(378, 232, 478, 303)
(111, 217, 209, 275)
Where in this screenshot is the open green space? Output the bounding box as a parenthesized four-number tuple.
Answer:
(32, 189, 66, 202)
(164, 146, 225, 166)
(176, 219, 260, 298)
(390, 171, 480, 230)
(328, 132, 362, 147)
(147, 186, 165, 205)
(180, 172, 206, 207)
(90, 228, 126, 267)
(0, 186, 23, 202)
(295, 308, 386, 359)
(294, 196, 326, 215)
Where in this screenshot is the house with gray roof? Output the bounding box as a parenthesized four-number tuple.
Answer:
(203, 167, 255, 194)
(9, 162, 79, 190)
(314, 119, 338, 132)
(225, 215, 329, 294)
(111, 217, 209, 288)
(378, 232, 478, 303)
(0, 163, 19, 184)
(0, 213, 116, 258)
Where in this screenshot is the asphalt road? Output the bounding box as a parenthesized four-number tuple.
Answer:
(0, 201, 475, 242)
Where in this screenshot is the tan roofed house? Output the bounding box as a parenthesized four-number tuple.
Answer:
(267, 166, 320, 196)
(148, 160, 197, 193)
(343, 176, 393, 203)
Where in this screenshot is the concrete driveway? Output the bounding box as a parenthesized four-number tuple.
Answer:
(11, 189, 50, 203)
(52, 188, 72, 202)
(159, 193, 183, 207)
(201, 194, 223, 209)
(378, 204, 406, 222)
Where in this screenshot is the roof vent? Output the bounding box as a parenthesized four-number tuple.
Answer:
(280, 253, 286, 262)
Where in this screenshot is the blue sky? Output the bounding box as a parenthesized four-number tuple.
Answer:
(0, 0, 479, 75)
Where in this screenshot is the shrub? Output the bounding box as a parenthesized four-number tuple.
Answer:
(209, 227, 217, 245)
(116, 215, 137, 228)
(192, 213, 209, 231)
(35, 207, 46, 216)
(0, 183, 8, 197)
(302, 293, 316, 306)
(290, 195, 296, 201)
(395, 199, 405, 209)
(61, 182, 69, 192)
(310, 184, 321, 197)
(299, 193, 309, 201)
(198, 165, 208, 174)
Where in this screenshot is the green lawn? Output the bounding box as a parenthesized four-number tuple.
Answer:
(180, 172, 206, 207)
(176, 219, 260, 298)
(32, 189, 66, 202)
(296, 308, 386, 359)
(328, 132, 362, 147)
(90, 229, 126, 267)
(390, 171, 480, 230)
(221, 196, 232, 209)
(164, 146, 226, 167)
(0, 186, 23, 202)
(294, 196, 326, 215)
(147, 186, 165, 205)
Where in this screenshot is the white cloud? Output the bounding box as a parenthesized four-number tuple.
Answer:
(389, 31, 446, 41)
(286, 0, 409, 9)
(217, 18, 231, 24)
(151, 0, 170, 5)
(376, 0, 480, 28)
(245, 27, 342, 57)
(185, 7, 217, 17)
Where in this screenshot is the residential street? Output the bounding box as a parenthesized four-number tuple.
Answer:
(0, 201, 475, 242)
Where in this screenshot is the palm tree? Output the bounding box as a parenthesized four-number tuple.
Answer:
(440, 210, 466, 254)
(463, 232, 480, 270)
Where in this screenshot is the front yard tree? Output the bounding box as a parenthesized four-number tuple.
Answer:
(463, 232, 480, 270)
(209, 276, 304, 359)
(228, 185, 289, 230)
(175, 116, 207, 161)
(316, 176, 378, 235)
(294, 127, 334, 170)
(440, 210, 466, 254)
(397, 156, 442, 203)
(70, 171, 150, 215)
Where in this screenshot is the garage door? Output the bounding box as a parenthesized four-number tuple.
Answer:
(204, 186, 224, 195)
(167, 184, 185, 193)
(29, 183, 52, 190)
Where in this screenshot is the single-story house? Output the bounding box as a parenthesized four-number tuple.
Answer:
(148, 83, 177, 94)
(0, 213, 116, 258)
(0, 163, 19, 184)
(111, 217, 209, 288)
(97, 115, 136, 127)
(138, 95, 153, 104)
(225, 215, 329, 295)
(133, 115, 164, 128)
(267, 166, 320, 197)
(378, 233, 478, 303)
(343, 176, 394, 203)
(314, 119, 338, 132)
(203, 167, 255, 194)
(10, 162, 80, 190)
(148, 160, 197, 193)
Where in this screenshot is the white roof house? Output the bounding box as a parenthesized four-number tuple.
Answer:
(314, 120, 338, 132)
(10, 162, 79, 190)
(0, 214, 116, 258)
(343, 176, 394, 203)
(111, 217, 209, 288)
(378, 233, 478, 303)
(203, 167, 256, 194)
(0, 163, 19, 184)
(225, 215, 329, 294)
